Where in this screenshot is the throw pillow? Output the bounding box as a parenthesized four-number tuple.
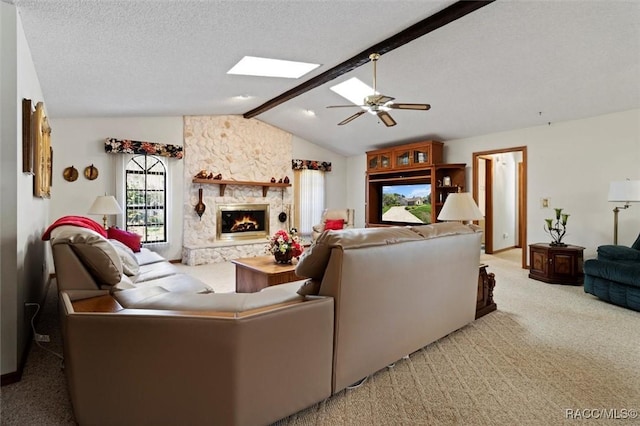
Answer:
(324, 218, 344, 231)
(108, 227, 142, 252)
(296, 279, 321, 296)
(109, 239, 140, 276)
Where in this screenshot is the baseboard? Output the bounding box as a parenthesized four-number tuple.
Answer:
(169, 258, 183, 264)
(490, 246, 517, 255)
(1, 275, 53, 387)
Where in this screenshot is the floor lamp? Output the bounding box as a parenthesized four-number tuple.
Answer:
(608, 180, 640, 245)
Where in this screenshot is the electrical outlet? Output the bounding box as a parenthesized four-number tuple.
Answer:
(35, 333, 50, 342)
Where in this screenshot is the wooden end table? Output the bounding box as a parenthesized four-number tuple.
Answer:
(528, 243, 585, 285)
(232, 255, 304, 293)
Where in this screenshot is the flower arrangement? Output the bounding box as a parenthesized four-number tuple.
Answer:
(267, 229, 304, 263)
(544, 208, 570, 246)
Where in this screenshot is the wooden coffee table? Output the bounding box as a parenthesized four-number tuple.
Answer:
(232, 255, 304, 293)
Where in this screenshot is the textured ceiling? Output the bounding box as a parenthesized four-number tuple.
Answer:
(12, 0, 640, 156)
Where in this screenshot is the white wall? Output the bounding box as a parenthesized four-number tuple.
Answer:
(490, 151, 521, 251)
(344, 109, 639, 260)
(445, 109, 640, 259)
(48, 117, 185, 260)
(292, 135, 348, 210)
(48, 118, 349, 261)
(346, 154, 367, 227)
(1, 4, 49, 376)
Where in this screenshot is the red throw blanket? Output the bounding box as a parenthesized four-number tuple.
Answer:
(41, 216, 107, 241)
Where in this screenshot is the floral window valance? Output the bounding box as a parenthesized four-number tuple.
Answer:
(292, 159, 331, 172)
(105, 138, 183, 159)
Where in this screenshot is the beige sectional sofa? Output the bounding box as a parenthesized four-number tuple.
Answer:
(50, 225, 213, 293)
(54, 222, 481, 426)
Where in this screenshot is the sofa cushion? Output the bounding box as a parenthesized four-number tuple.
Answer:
(131, 261, 180, 283)
(50, 225, 123, 286)
(584, 259, 640, 288)
(296, 226, 423, 281)
(107, 227, 142, 252)
(408, 222, 478, 239)
(597, 245, 640, 262)
(111, 273, 214, 294)
(109, 239, 140, 276)
(113, 282, 303, 312)
(134, 248, 166, 266)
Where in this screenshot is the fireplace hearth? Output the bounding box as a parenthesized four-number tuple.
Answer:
(216, 204, 269, 241)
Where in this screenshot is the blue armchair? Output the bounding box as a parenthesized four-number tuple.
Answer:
(583, 233, 640, 311)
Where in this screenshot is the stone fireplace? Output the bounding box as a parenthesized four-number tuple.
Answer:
(216, 203, 269, 241)
(182, 115, 293, 265)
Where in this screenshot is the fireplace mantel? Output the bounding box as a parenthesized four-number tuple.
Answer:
(192, 178, 291, 197)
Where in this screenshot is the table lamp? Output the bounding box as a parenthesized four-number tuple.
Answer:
(608, 179, 640, 245)
(88, 195, 123, 229)
(437, 192, 483, 223)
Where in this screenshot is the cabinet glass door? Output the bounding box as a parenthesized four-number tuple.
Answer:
(380, 153, 391, 169)
(413, 149, 429, 165)
(395, 150, 411, 168)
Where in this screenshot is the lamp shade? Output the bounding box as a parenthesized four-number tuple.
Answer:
(437, 192, 484, 222)
(88, 195, 123, 215)
(608, 180, 640, 203)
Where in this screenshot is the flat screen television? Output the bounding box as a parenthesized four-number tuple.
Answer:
(381, 183, 432, 225)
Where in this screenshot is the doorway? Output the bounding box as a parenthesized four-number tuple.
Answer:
(473, 147, 527, 269)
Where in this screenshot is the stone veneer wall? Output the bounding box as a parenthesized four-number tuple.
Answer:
(182, 115, 293, 265)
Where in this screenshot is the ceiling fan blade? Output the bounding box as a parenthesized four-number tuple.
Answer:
(326, 105, 367, 108)
(388, 103, 431, 110)
(338, 110, 366, 126)
(377, 111, 397, 127)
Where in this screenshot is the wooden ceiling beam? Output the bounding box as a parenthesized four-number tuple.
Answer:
(243, 0, 495, 119)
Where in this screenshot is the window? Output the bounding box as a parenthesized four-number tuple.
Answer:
(125, 155, 166, 243)
(294, 169, 325, 235)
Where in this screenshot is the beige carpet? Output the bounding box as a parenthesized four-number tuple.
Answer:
(2, 250, 639, 425)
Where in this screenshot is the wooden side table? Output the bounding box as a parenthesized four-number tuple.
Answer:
(528, 243, 585, 285)
(476, 264, 496, 319)
(232, 256, 304, 293)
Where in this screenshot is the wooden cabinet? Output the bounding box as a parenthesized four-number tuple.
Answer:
(528, 243, 585, 285)
(477, 264, 497, 319)
(365, 140, 464, 226)
(366, 150, 392, 172)
(367, 141, 443, 173)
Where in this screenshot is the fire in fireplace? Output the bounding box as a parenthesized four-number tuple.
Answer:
(216, 204, 270, 241)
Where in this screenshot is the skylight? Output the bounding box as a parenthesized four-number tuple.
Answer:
(330, 77, 376, 107)
(227, 56, 320, 79)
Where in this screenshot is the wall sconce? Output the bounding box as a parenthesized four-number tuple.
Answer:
(608, 179, 640, 245)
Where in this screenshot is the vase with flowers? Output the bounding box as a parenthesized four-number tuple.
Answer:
(267, 229, 304, 264)
(544, 208, 570, 246)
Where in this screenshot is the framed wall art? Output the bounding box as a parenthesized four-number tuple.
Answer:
(32, 101, 52, 198)
(22, 99, 33, 174)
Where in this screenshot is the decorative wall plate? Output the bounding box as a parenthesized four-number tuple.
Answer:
(84, 164, 99, 180)
(63, 166, 78, 182)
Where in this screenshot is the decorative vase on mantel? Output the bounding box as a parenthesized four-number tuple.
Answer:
(544, 208, 570, 247)
(274, 250, 294, 264)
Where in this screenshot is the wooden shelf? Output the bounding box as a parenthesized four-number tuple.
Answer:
(192, 178, 291, 197)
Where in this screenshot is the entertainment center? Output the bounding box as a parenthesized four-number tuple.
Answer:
(365, 140, 467, 226)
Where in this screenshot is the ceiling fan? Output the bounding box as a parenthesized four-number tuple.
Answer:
(327, 53, 431, 127)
